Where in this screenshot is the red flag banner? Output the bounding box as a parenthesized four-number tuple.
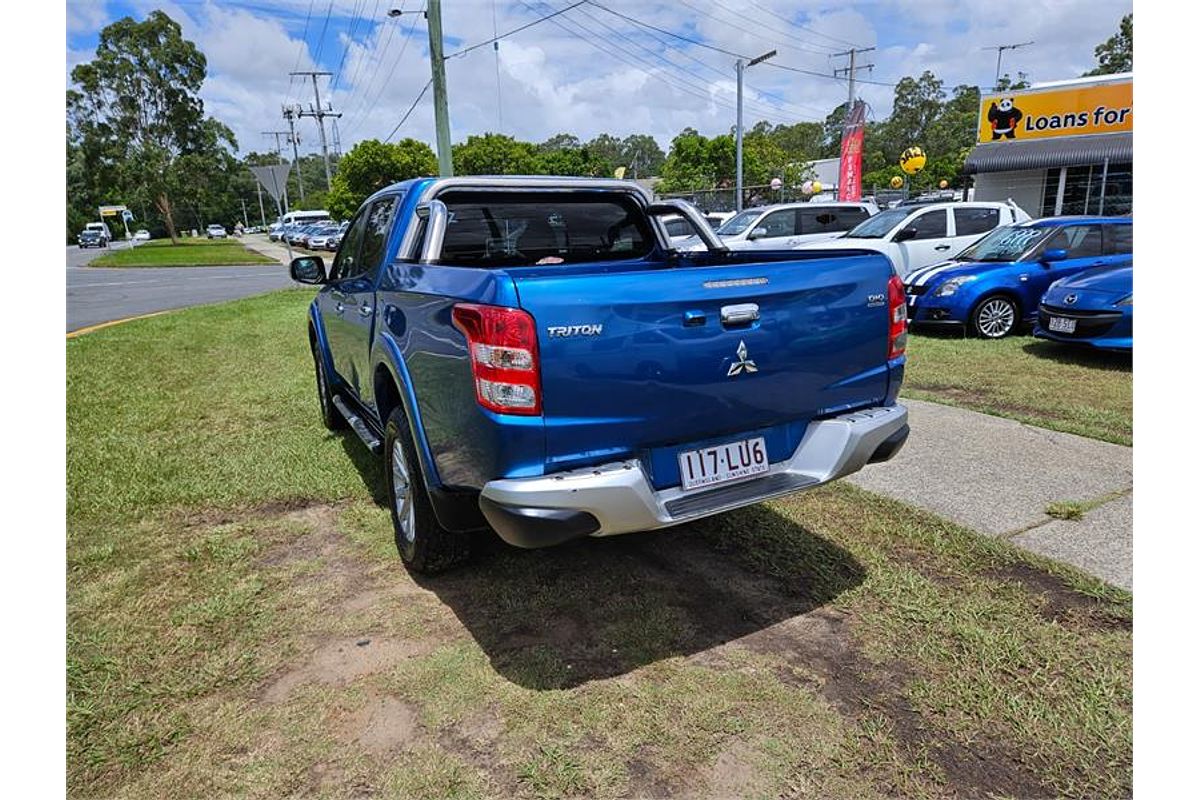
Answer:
(837, 101, 867, 201)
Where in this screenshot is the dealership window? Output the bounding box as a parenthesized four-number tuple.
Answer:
(1040, 162, 1133, 217)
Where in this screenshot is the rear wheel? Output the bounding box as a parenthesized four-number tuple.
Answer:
(972, 295, 1018, 339)
(384, 405, 471, 573)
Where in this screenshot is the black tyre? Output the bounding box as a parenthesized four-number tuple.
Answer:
(971, 295, 1019, 339)
(311, 341, 347, 431)
(384, 405, 471, 573)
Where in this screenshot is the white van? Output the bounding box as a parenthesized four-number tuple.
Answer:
(280, 210, 331, 227)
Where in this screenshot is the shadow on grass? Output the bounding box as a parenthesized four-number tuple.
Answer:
(416, 505, 865, 690)
(1020, 339, 1132, 371)
(333, 427, 866, 690)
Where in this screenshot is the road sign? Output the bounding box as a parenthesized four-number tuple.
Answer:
(249, 165, 293, 214)
(99, 204, 128, 217)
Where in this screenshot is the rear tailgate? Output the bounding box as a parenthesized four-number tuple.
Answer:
(510, 251, 896, 487)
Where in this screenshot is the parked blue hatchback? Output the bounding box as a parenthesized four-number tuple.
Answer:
(1034, 263, 1132, 351)
(905, 216, 1132, 338)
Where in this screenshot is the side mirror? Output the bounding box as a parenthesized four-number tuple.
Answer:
(893, 227, 918, 243)
(747, 227, 769, 241)
(289, 256, 326, 284)
(1040, 248, 1068, 264)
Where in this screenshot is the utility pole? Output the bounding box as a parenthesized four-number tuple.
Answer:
(387, 1, 453, 176)
(735, 49, 776, 212)
(282, 105, 305, 202)
(832, 47, 875, 114)
(240, 198, 249, 227)
(985, 42, 1034, 90)
(256, 182, 266, 226)
(291, 70, 340, 190)
(331, 117, 342, 158)
(262, 131, 292, 213)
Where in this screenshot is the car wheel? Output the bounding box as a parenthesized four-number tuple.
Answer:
(384, 404, 471, 573)
(311, 342, 347, 431)
(972, 295, 1018, 339)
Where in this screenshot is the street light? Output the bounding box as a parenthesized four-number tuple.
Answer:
(385, 2, 452, 176)
(735, 49, 776, 212)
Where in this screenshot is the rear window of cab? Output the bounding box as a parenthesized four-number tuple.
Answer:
(433, 191, 655, 267)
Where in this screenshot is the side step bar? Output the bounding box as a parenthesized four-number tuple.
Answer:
(332, 395, 383, 454)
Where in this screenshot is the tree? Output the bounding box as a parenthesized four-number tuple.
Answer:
(1085, 14, 1132, 76)
(67, 11, 233, 243)
(326, 138, 436, 220)
(886, 71, 946, 162)
(453, 133, 537, 175)
(619, 134, 666, 177)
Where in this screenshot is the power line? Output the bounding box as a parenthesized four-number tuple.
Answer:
(675, 0, 839, 57)
(340, 2, 425, 139)
(312, 1, 336, 67)
(384, 79, 433, 142)
(291, 70, 341, 189)
(343, 0, 383, 97)
(287, 0, 316, 106)
(339, 6, 405, 132)
(443, 1, 588, 60)
(585, 1, 897, 88)
(330, 0, 368, 92)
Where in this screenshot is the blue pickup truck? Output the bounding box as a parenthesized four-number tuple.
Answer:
(289, 176, 909, 571)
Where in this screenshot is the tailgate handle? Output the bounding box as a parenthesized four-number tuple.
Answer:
(721, 303, 759, 326)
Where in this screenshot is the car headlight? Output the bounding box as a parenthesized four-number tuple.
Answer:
(1116, 293, 1132, 306)
(933, 275, 977, 297)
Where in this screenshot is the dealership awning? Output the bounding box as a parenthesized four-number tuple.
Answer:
(963, 132, 1132, 174)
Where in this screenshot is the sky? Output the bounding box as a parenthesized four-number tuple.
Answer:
(65, 0, 1133, 159)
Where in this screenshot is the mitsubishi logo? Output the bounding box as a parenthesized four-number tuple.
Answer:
(1064, 294, 1079, 305)
(727, 340, 758, 377)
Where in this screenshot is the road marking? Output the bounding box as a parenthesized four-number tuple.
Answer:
(67, 311, 169, 339)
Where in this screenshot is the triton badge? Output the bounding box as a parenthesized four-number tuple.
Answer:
(547, 324, 604, 337)
(727, 340, 758, 377)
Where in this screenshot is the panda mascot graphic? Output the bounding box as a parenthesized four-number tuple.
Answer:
(987, 98, 1023, 140)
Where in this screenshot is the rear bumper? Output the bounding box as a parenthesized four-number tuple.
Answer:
(479, 404, 908, 548)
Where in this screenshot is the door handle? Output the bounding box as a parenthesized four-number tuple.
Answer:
(358, 304, 373, 316)
(934, 244, 951, 251)
(721, 303, 759, 326)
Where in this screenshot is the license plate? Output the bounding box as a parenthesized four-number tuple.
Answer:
(678, 436, 769, 492)
(1048, 316, 1076, 333)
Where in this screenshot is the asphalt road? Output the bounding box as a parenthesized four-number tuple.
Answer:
(66, 242, 299, 332)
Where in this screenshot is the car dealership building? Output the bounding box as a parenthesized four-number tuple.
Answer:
(966, 72, 1131, 217)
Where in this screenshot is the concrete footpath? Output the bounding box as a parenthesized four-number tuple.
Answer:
(848, 399, 1132, 590)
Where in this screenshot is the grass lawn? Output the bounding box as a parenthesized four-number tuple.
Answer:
(67, 290, 1131, 799)
(904, 332, 1132, 446)
(89, 238, 277, 268)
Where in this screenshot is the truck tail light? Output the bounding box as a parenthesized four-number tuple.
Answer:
(887, 274, 908, 359)
(452, 303, 542, 415)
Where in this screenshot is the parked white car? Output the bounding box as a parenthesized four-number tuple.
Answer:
(675, 201, 879, 252)
(133, 229, 151, 241)
(794, 200, 1031, 277)
(206, 224, 228, 239)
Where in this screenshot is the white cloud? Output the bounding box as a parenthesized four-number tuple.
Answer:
(66, 0, 1133, 156)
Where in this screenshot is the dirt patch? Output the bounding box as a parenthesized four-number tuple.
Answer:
(336, 695, 421, 753)
(987, 561, 1132, 631)
(706, 740, 762, 798)
(739, 608, 1054, 800)
(907, 383, 1073, 422)
(261, 637, 433, 704)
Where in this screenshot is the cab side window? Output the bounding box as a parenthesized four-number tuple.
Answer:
(1061, 225, 1104, 258)
(757, 209, 797, 238)
(357, 197, 399, 280)
(954, 207, 1000, 236)
(329, 208, 369, 281)
(906, 209, 947, 240)
(1104, 223, 1132, 255)
(798, 207, 869, 234)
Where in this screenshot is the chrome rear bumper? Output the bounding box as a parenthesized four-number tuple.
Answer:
(479, 404, 908, 548)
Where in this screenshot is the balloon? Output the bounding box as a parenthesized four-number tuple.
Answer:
(801, 181, 814, 195)
(770, 177, 782, 190)
(900, 146, 927, 175)
(811, 181, 823, 194)
(890, 175, 904, 189)
(938, 179, 949, 189)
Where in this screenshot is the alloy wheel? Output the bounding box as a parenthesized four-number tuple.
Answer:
(976, 298, 1016, 338)
(391, 440, 416, 544)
